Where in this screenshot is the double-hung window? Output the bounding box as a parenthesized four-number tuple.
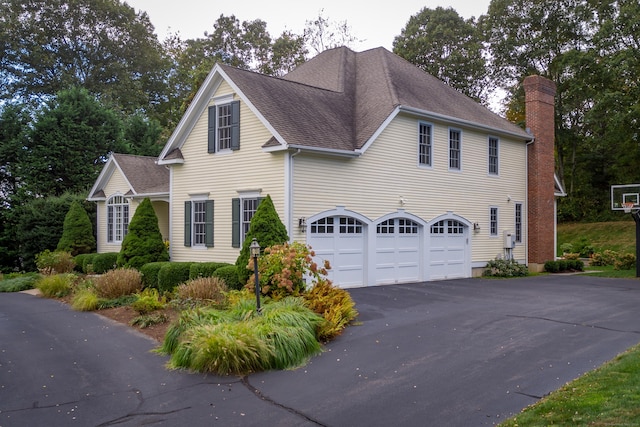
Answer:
(515, 203, 523, 243)
(490, 207, 498, 236)
(488, 137, 499, 175)
(184, 199, 214, 247)
(232, 196, 263, 248)
(449, 129, 461, 170)
(418, 122, 432, 167)
(208, 100, 240, 153)
(107, 195, 129, 243)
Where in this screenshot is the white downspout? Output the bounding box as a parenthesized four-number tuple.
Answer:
(286, 149, 302, 242)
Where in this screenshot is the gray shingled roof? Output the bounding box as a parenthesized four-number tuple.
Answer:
(111, 153, 169, 195)
(219, 47, 529, 153)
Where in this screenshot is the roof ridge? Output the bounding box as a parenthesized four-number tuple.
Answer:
(376, 49, 401, 106)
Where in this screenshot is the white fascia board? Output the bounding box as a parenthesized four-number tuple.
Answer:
(157, 157, 184, 166)
(398, 106, 533, 142)
(88, 155, 136, 199)
(357, 107, 401, 154)
(216, 67, 289, 149)
(158, 64, 224, 161)
(264, 144, 360, 158)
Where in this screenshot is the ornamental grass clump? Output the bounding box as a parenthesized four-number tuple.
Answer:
(93, 267, 142, 299)
(304, 279, 359, 341)
(175, 276, 228, 305)
(71, 287, 99, 311)
(161, 297, 323, 375)
(36, 273, 77, 298)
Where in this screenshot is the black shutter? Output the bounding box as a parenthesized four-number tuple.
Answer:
(232, 198, 240, 248)
(230, 100, 240, 151)
(184, 201, 192, 247)
(205, 200, 214, 247)
(207, 106, 216, 153)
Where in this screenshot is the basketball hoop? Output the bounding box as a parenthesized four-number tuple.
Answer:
(623, 202, 635, 213)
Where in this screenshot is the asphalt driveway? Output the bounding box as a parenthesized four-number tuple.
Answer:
(2, 274, 640, 426)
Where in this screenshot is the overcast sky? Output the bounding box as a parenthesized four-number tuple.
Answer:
(125, 0, 492, 51)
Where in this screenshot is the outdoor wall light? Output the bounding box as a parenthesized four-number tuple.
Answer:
(250, 238, 261, 313)
(299, 217, 307, 232)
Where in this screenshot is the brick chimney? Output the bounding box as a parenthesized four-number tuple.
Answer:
(524, 75, 556, 271)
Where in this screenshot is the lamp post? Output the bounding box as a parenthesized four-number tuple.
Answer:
(250, 238, 261, 313)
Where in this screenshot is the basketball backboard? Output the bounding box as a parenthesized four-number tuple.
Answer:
(611, 184, 640, 211)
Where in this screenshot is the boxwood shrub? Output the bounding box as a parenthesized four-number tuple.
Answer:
(544, 259, 584, 273)
(74, 253, 94, 273)
(213, 265, 241, 290)
(189, 262, 233, 280)
(158, 262, 194, 293)
(140, 262, 171, 289)
(92, 252, 119, 274)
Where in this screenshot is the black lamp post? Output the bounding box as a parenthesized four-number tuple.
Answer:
(250, 238, 261, 313)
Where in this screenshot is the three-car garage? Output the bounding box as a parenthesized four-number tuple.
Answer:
(307, 209, 471, 288)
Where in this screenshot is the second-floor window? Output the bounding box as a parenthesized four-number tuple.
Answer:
(488, 137, 499, 175)
(418, 122, 432, 167)
(449, 129, 461, 170)
(208, 100, 240, 153)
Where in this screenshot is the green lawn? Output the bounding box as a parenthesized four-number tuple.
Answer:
(498, 221, 640, 426)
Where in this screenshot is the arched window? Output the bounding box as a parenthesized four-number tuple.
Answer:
(107, 195, 129, 242)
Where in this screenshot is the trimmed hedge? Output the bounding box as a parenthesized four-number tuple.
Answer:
(213, 265, 241, 290)
(92, 252, 119, 274)
(157, 262, 193, 293)
(140, 262, 171, 289)
(189, 262, 233, 280)
(74, 253, 94, 273)
(544, 259, 584, 273)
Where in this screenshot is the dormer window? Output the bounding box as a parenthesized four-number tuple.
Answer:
(208, 100, 240, 153)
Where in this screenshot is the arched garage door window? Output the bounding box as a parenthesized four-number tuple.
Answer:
(431, 219, 464, 234)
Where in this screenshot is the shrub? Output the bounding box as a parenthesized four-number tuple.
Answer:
(614, 253, 636, 270)
(189, 262, 232, 280)
(0, 273, 40, 292)
(249, 242, 331, 299)
(140, 262, 170, 289)
(563, 253, 580, 260)
(544, 259, 584, 273)
(131, 288, 166, 315)
(235, 195, 289, 286)
(35, 250, 76, 275)
(560, 242, 573, 254)
(130, 313, 169, 328)
(304, 279, 359, 341)
(483, 258, 529, 277)
(56, 200, 96, 256)
(71, 287, 99, 311)
(117, 197, 169, 269)
(74, 253, 93, 273)
(96, 294, 138, 309)
(212, 265, 241, 290)
(591, 250, 619, 267)
(36, 273, 76, 297)
(157, 262, 193, 293)
(93, 268, 142, 299)
(176, 276, 228, 304)
(91, 252, 119, 274)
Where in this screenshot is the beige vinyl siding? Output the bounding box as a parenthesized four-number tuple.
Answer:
(169, 87, 285, 264)
(292, 113, 528, 263)
(152, 201, 170, 241)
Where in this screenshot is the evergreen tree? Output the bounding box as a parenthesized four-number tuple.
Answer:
(56, 201, 96, 256)
(235, 195, 289, 285)
(117, 198, 169, 269)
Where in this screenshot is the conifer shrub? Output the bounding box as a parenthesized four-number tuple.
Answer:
(140, 262, 170, 289)
(117, 198, 169, 269)
(74, 253, 93, 273)
(189, 262, 232, 279)
(56, 201, 96, 256)
(235, 195, 289, 286)
(93, 267, 142, 298)
(157, 262, 193, 292)
(91, 252, 118, 274)
(212, 265, 241, 290)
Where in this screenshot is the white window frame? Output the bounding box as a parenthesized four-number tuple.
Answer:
(107, 194, 129, 243)
(418, 122, 433, 167)
(241, 198, 259, 242)
(192, 200, 207, 246)
(515, 202, 523, 243)
(489, 207, 499, 237)
(449, 128, 462, 171)
(488, 136, 499, 176)
(217, 103, 232, 151)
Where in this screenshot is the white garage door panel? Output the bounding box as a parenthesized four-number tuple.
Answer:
(428, 220, 468, 280)
(375, 219, 421, 285)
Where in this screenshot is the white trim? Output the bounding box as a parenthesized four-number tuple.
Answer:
(487, 135, 500, 177)
(489, 206, 499, 237)
(417, 121, 434, 169)
(358, 107, 401, 153)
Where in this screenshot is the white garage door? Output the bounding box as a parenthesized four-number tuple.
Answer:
(375, 218, 421, 284)
(429, 219, 468, 280)
(308, 216, 365, 287)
